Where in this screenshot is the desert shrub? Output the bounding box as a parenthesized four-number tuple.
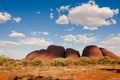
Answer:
(3, 60, 22, 68)
(98, 56, 114, 64)
(50, 58, 74, 66)
(22, 61, 29, 67)
(29, 58, 44, 66)
(73, 60, 86, 66)
(73, 57, 120, 65)
(76, 57, 90, 65)
(73, 57, 98, 66)
(111, 59, 120, 64)
(87, 58, 100, 64)
(0, 56, 10, 65)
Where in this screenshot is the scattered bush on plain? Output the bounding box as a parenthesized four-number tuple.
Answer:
(0, 56, 119, 67)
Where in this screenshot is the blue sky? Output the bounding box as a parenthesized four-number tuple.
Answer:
(0, 0, 120, 59)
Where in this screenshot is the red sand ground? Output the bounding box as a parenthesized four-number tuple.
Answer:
(0, 65, 120, 80)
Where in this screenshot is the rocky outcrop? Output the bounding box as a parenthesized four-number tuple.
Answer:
(47, 45, 66, 58)
(82, 45, 103, 58)
(100, 48, 120, 59)
(65, 48, 80, 59)
(24, 45, 66, 61)
(25, 49, 49, 61)
(24, 45, 120, 61)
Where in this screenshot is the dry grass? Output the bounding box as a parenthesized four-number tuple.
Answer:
(0, 65, 120, 80)
(0, 56, 120, 80)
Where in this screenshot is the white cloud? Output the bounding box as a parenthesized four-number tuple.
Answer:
(113, 9, 119, 15)
(0, 12, 11, 24)
(0, 41, 18, 48)
(62, 34, 96, 44)
(62, 34, 76, 42)
(0, 50, 23, 59)
(60, 5, 70, 11)
(13, 17, 21, 23)
(75, 34, 97, 44)
(56, 1, 119, 30)
(68, 1, 119, 30)
(111, 19, 116, 24)
(100, 34, 120, 55)
(56, 15, 69, 25)
(39, 31, 49, 35)
(50, 13, 54, 19)
(9, 31, 26, 38)
(20, 37, 52, 47)
(31, 31, 49, 36)
(42, 32, 49, 35)
(83, 25, 98, 30)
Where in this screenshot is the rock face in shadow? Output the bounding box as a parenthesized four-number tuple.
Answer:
(100, 48, 120, 59)
(47, 45, 65, 58)
(65, 48, 80, 59)
(25, 49, 49, 61)
(82, 45, 103, 58)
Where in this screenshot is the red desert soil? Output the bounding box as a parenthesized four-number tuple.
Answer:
(0, 65, 120, 80)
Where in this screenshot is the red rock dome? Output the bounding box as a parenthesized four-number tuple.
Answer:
(100, 48, 120, 59)
(82, 45, 103, 58)
(65, 48, 80, 59)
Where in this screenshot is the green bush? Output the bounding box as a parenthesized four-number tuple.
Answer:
(98, 56, 114, 64)
(29, 58, 44, 66)
(0, 56, 10, 66)
(22, 61, 29, 67)
(50, 58, 73, 66)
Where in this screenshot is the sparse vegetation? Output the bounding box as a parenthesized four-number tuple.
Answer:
(0, 56, 120, 80)
(0, 56, 119, 67)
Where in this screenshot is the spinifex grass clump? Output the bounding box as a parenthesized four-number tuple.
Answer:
(50, 58, 74, 66)
(29, 58, 44, 66)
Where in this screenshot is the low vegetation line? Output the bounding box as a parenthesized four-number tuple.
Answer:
(0, 56, 120, 68)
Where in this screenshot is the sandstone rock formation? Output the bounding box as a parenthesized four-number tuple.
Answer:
(82, 45, 103, 58)
(24, 45, 120, 61)
(100, 48, 120, 59)
(65, 48, 80, 59)
(25, 49, 49, 61)
(47, 45, 65, 58)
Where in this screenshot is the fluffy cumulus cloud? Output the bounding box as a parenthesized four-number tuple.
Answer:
(20, 37, 52, 47)
(0, 41, 18, 48)
(0, 12, 11, 24)
(56, 15, 69, 25)
(13, 17, 21, 23)
(9, 31, 26, 38)
(100, 34, 120, 55)
(56, 1, 119, 30)
(62, 34, 96, 44)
